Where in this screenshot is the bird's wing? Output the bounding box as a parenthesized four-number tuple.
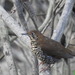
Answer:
(40, 37, 73, 59)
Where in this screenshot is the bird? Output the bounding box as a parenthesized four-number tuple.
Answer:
(28, 30, 75, 60)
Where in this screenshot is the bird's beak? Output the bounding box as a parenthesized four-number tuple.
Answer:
(21, 33, 28, 35)
(21, 32, 38, 41)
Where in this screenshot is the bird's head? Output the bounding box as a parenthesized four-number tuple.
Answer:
(27, 30, 44, 41)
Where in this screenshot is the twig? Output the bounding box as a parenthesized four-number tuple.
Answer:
(0, 6, 39, 75)
(12, 0, 28, 31)
(51, 0, 74, 75)
(0, 22, 17, 75)
(53, 0, 63, 12)
(52, 0, 74, 41)
(38, 0, 55, 31)
(22, 1, 38, 30)
(40, 0, 63, 34)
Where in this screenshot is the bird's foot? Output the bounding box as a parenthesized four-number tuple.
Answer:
(39, 61, 45, 65)
(39, 65, 50, 73)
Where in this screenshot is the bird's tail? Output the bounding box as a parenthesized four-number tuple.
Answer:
(67, 44, 75, 56)
(67, 33, 75, 56)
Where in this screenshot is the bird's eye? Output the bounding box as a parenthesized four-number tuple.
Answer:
(31, 32, 38, 40)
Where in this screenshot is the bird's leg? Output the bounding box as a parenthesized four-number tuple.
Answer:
(39, 64, 50, 73)
(39, 63, 55, 73)
(39, 61, 45, 65)
(39, 55, 57, 73)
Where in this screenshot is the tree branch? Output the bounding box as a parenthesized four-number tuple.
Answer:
(0, 5, 39, 75)
(52, 0, 75, 41)
(38, 0, 55, 31)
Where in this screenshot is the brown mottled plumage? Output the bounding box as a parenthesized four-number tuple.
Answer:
(28, 30, 74, 59)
